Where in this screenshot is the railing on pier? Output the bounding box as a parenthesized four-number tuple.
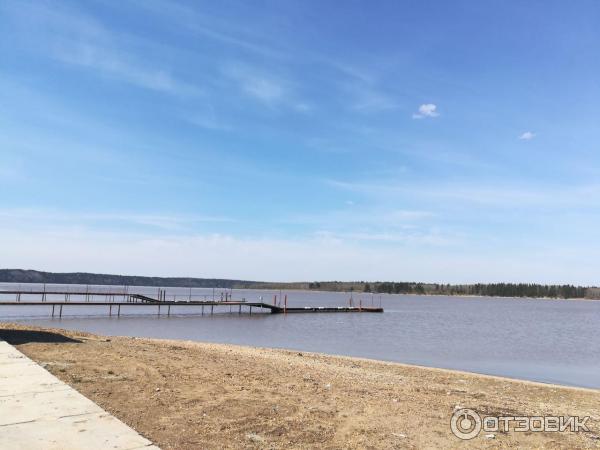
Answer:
(0, 288, 384, 317)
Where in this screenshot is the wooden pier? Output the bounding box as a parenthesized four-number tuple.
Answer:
(0, 289, 383, 317)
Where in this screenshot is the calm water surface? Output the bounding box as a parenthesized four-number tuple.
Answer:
(1, 284, 599, 389)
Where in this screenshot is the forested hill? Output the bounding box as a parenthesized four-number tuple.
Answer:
(0, 269, 597, 299)
(0, 269, 256, 289)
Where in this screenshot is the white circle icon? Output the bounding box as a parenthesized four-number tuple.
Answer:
(450, 408, 482, 440)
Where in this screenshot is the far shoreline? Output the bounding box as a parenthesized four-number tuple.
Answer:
(1, 270, 598, 301)
(2, 280, 598, 301)
(242, 288, 600, 302)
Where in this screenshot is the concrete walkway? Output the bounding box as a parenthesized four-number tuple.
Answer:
(0, 341, 159, 450)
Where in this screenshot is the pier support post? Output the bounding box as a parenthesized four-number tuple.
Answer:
(52, 304, 55, 317)
(202, 305, 204, 316)
(109, 305, 112, 317)
(239, 304, 241, 314)
(168, 305, 171, 316)
(118, 305, 121, 317)
(211, 305, 214, 315)
(59, 305, 63, 318)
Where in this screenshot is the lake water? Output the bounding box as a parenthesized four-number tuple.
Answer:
(1, 284, 599, 389)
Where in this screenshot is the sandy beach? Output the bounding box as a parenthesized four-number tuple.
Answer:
(1, 322, 598, 449)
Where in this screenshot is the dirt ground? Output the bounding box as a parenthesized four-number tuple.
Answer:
(1, 323, 599, 449)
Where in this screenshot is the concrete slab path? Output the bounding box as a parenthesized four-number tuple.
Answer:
(0, 340, 160, 450)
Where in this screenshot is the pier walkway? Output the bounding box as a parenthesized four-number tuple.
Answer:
(0, 289, 384, 317)
(0, 340, 159, 450)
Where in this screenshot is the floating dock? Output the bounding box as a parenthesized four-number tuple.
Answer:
(0, 289, 383, 317)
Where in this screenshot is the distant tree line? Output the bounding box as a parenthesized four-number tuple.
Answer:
(372, 282, 426, 295)
(1, 269, 597, 299)
(0, 269, 254, 289)
(308, 280, 596, 299)
(449, 283, 587, 299)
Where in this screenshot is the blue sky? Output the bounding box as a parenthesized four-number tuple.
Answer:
(1, 0, 599, 283)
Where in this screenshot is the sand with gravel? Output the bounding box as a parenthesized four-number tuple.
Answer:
(1, 322, 599, 449)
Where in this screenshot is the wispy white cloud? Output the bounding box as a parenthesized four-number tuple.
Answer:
(519, 131, 536, 140)
(327, 178, 600, 209)
(184, 106, 232, 131)
(336, 231, 456, 246)
(339, 71, 398, 113)
(1, 227, 597, 284)
(0, 208, 232, 232)
(287, 208, 434, 227)
(53, 42, 201, 96)
(242, 77, 284, 103)
(132, 0, 285, 59)
(4, 1, 201, 96)
(222, 63, 284, 104)
(412, 103, 439, 119)
(281, 208, 443, 247)
(293, 102, 313, 113)
(327, 61, 376, 84)
(221, 63, 309, 110)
